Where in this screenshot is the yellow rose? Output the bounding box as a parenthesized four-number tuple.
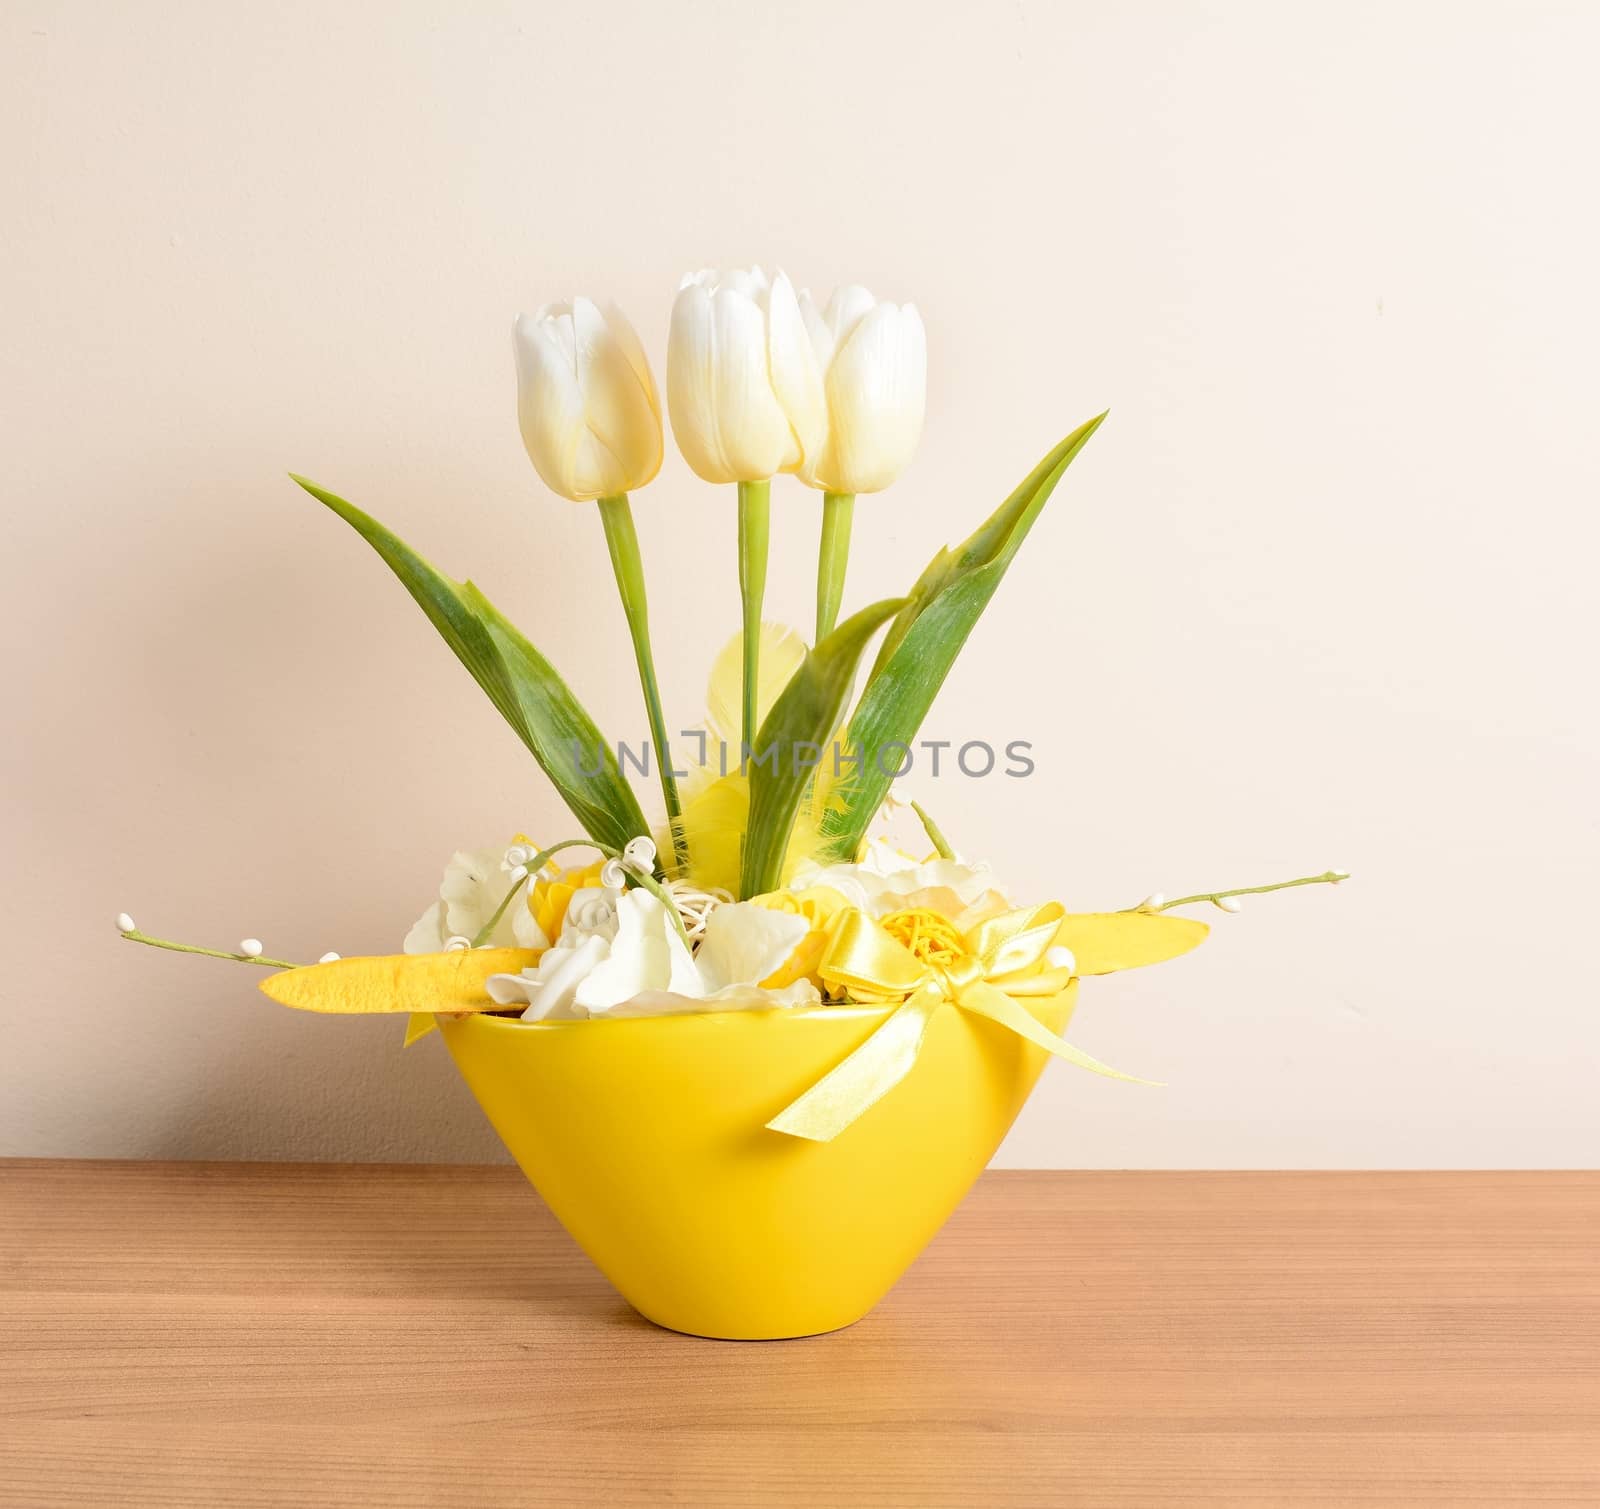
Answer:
(529, 859, 608, 945)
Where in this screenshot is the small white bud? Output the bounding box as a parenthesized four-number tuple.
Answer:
(239, 938, 264, 957)
(600, 858, 628, 890)
(318, 952, 341, 964)
(116, 913, 136, 933)
(504, 844, 532, 869)
(1045, 945, 1076, 973)
(622, 835, 657, 870)
(1330, 869, 1350, 883)
(1214, 896, 1242, 913)
(1139, 893, 1165, 913)
(443, 934, 472, 952)
(508, 864, 529, 883)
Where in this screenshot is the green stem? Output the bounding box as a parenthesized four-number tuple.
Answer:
(737, 478, 771, 761)
(119, 930, 301, 970)
(596, 494, 686, 870)
(815, 491, 855, 642)
(472, 877, 528, 948)
(910, 799, 955, 860)
(1148, 869, 1350, 912)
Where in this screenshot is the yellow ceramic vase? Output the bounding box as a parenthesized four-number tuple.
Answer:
(439, 985, 1075, 1340)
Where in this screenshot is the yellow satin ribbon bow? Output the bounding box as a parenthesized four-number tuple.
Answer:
(767, 902, 1155, 1143)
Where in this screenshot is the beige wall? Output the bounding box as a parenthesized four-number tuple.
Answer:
(4, 0, 1596, 1166)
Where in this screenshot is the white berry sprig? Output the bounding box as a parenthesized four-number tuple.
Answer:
(115, 915, 306, 969)
(1133, 869, 1350, 915)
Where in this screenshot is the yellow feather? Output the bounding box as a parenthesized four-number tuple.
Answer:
(706, 621, 807, 746)
(670, 769, 749, 894)
(781, 734, 864, 882)
(671, 623, 863, 894)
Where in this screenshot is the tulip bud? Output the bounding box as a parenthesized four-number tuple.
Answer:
(797, 286, 926, 494)
(666, 267, 826, 483)
(513, 298, 663, 501)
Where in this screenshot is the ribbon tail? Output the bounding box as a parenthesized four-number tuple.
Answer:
(955, 982, 1162, 1086)
(403, 1012, 438, 1047)
(767, 987, 944, 1143)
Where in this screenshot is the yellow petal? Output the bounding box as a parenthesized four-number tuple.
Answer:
(259, 948, 539, 1014)
(759, 929, 830, 990)
(403, 1013, 438, 1047)
(1054, 912, 1208, 975)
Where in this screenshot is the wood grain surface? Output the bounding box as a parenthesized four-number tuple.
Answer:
(1, 1162, 1596, 1506)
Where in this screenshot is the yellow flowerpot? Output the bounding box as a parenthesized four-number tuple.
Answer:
(438, 984, 1075, 1340)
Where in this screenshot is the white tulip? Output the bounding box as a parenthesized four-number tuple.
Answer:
(513, 298, 663, 501)
(666, 267, 826, 483)
(797, 285, 926, 494)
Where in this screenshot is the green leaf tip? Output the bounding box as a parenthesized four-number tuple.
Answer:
(296, 475, 650, 852)
(822, 413, 1107, 860)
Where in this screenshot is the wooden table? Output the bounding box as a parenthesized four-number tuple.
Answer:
(1, 1163, 1596, 1506)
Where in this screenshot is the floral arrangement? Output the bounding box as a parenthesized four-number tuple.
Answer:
(121, 266, 1345, 1148)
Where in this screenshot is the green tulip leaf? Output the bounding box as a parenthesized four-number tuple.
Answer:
(821, 413, 1106, 861)
(291, 475, 650, 852)
(740, 596, 905, 899)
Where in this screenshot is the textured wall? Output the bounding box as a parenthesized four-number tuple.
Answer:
(4, 0, 1596, 1165)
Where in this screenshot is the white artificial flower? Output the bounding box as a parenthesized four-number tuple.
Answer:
(694, 902, 810, 992)
(790, 841, 1008, 925)
(795, 285, 926, 494)
(562, 887, 622, 940)
(666, 266, 826, 483)
(495, 932, 611, 1019)
(513, 297, 663, 501)
(403, 848, 546, 954)
(485, 891, 817, 1020)
(573, 888, 704, 1011)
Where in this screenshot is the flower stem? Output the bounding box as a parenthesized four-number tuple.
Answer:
(1146, 869, 1350, 912)
(596, 494, 686, 870)
(910, 799, 955, 860)
(815, 491, 855, 642)
(119, 929, 301, 969)
(472, 877, 529, 948)
(737, 478, 771, 759)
